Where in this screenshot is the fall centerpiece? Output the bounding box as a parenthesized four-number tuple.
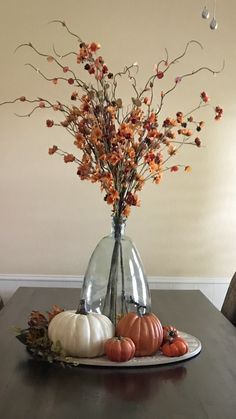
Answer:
(1, 21, 222, 363)
(16, 301, 198, 365)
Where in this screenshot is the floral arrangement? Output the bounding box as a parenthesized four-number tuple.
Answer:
(1, 20, 223, 221)
(15, 303, 190, 364)
(1, 20, 224, 329)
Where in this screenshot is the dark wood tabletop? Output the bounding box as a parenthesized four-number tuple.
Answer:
(0, 287, 236, 419)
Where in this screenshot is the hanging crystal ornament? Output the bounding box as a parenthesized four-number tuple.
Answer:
(202, 6, 210, 19)
(210, 0, 218, 30)
(210, 17, 218, 29)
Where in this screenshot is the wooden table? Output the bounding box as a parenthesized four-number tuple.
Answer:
(0, 287, 236, 419)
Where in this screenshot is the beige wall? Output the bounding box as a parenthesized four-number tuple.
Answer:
(0, 0, 235, 278)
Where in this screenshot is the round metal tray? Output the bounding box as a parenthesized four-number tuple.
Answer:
(61, 331, 201, 368)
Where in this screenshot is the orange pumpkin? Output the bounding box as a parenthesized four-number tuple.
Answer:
(161, 337, 188, 357)
(104, 336, 136, 362)
(163, 325, 179, 343)
(116, 307, 163, 357)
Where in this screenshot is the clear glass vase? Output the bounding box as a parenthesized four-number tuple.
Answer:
(81, 216, 151, 325)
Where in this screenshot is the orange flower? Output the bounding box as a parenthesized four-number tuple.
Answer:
(108, 153, 121, 166)
(148, 113, 157, 124)
(144, 152, 155, 163)
(184, 165, 192, 173)
(107, 105, 117, 119)
(91, 126, 102, 142)
(64, 154, 75, 163)
(149, 160, 159, 173)
(166, 131, 176, 139)
(91, 172, 101, 183)
(77, 44, 89, 63)
(170, 165, 179, 172)
(201, 91, 210, 103)
(163, 138, 170, 146)
(77, 163, 91, 180)
(153, 173, 163, 184)
(148, 129, 159, 138)
(129, 108, 144, 124)
(144, 97, 151, 105)
(99, 154, 107, 161)
(176, 111, 184, 124)
(135, 175, 145, 191)
(74, 133, 85, 149)
(89, 42, 101, 53)
(128, 148, 136, 159)
(168, 144, 176, 156)
(133, 194, 141, 207)
(46, 119, 54, 127)
(48, 145, 58, 155)
(106, 189, 119, 205)
(155, 153, 163, 164)
(100, 173, 113, 190)
(215, 106, 223, 120)
(181, 129, 192, 136)
(122, 205, 131, 217)
(53, 103, 62, 111)
(195, 137, 201, 147)
(163, 118, 177, 127)
(125, 192, 140, 207)
(119, 123, 134, 139)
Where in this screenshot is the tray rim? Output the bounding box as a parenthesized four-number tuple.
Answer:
(59, 331, 202, 368)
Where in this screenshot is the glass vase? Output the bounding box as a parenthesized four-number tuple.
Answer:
(81, 216, 151, 325)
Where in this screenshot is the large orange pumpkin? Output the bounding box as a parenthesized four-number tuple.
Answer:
(116, 310, 163, 357)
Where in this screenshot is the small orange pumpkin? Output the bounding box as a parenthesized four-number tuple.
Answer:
(116, 299, 163, 357)
(161, 337, 188, 357)
(104, 336, 136, 362)
(162, 325, 179, 343)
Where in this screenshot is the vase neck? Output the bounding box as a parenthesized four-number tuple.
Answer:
(111, 216, 126, 239)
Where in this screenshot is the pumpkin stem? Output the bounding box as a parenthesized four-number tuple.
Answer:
(129, 296, 147, 316)
(76, 299, 88, 315)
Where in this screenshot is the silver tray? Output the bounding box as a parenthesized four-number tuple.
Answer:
(60, 331, 201, 368)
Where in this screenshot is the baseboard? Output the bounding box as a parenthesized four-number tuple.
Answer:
(0, 273, 230, 310)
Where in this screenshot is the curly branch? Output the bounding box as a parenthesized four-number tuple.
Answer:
(112, 63, 138, 100)
(48, 20, 83, 43)
(52, 44, 77, 60)
(0, 98, 22, 106)
(166, 40, 203, 69)
(156, 61, 224, 116)
(156, 47, 169, 70)
(14, 104, 53, 118)
(15, 42, 85, 88)
(180, 61, 225, 80)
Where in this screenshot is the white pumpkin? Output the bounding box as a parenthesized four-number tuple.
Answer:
(48, 301, 114, 358)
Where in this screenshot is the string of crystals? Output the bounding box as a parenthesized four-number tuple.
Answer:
(201, 0, 218, 30)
